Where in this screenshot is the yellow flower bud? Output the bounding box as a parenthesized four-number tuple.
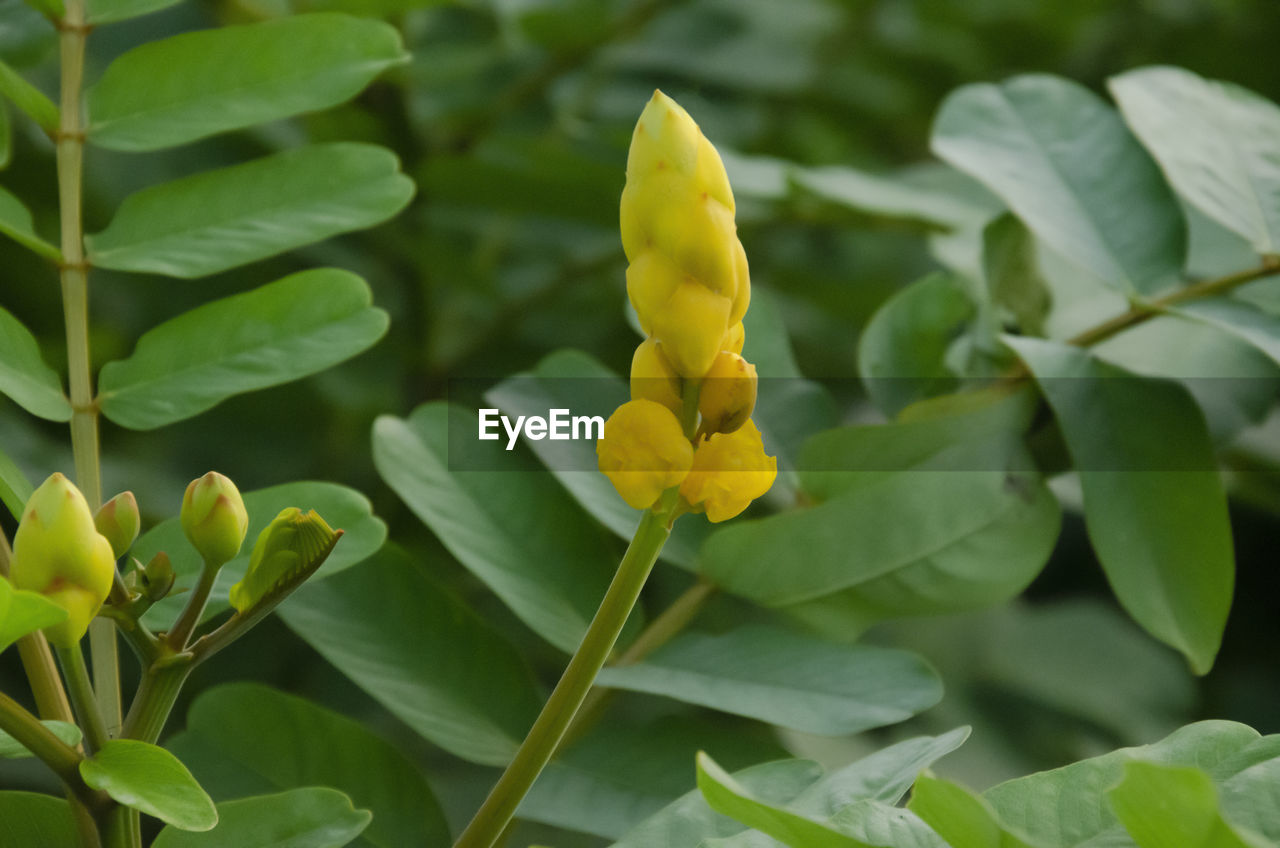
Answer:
(648, 280, 732, 377)
(625, 250, 684, 336)
(679, 420, 777, 523)
(699, 352, 758, 436)
(9, 473, 116, 646)
(729, 239, 751, 325)
(597, 399, 694, 510)
(95, 491, 140, 560)
(229, 508, 342, 614)
(722, 321, 745, 356)
(181, 472, 249, 568)
(631, 337, 683, 415)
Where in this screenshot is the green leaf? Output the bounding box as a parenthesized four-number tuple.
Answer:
(98, 269, 388, 429)
(0, 185, 62, 262)
(372, 402, 629, 654)
(167, 682, 448, 848)
(1109, 66, 1280, 255)
(151, 788, 370, 848)
(0, 443, 33, 519)
(277, 548, 543, 767)
(1005, 336, 1233, 674)
(933, 74, 1185, 294)
(612, 759, 824, 848)
(596, 625, 941, 736)
(0, 792, 77, 847)
(485, 349, 708, 569)
(909, 774, 1043, 848)
(789, 161, 989, 231)
(137, 481, 386, 630)
(85, 143, 414, 278)
(799, 385, 1038, 501)
(1219, 749, 1280, 842)
(0, 576, 67, 654)
(1171, 298, 1280, 369)
(520, 716, 790, 840)
(0, 719, 80, 758)
(87, 14, 405, 150)
(0, 58, 58, 134)
(984, 720, 1262, 847)
(85, 0, 182, 24)
(858, 272, 975, 417)
(700, 469, 1059, 635)
(1109, 761, 1268, 848)
(79, 740, 217, 831)
(0, 305, 69, 422)
(696, 753, 877, 848)
(711, 730, 975, 848)
(983, 213, 1051, 337)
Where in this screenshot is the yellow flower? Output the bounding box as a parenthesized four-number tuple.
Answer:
(630, 337, 683, 415)
(619, 90, 750, 379)
(597, 399, 694, 510)
(680, 420, 777, 522)
(699, 351, 758, 436)
(9, 473, 117, 646)
(722, 321, 745, 356)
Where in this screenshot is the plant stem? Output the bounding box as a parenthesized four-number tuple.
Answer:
(0, 691, 101, 805)
(563, 577, 717, 746)
(56, 0, 121, 737)
(453, 506, 674, 848)
(166, 563, 218, 650)
(120, 658, 192, 744)
(56, 642, 109, 754)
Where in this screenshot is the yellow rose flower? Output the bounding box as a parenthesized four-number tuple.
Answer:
(597, 399, 694, 510)
(680, 420, 777, 523)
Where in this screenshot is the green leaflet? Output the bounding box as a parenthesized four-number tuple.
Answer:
(87, 14, 406, 149)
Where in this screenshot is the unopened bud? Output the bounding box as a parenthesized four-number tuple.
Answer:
(95, 491, 140, 560)
(181, 472, 248, 568)
(698, 352, 757, 436)
(229, 508, 342, 614)
(141, 551, 175, 602)
(9, 473, 116, 646)
(630, 337, 683, 415)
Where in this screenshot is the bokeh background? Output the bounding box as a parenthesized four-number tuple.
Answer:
(3, 0, 1279, 842)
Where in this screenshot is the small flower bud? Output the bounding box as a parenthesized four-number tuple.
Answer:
(597, 400, 694, 510)
(181, 472, 249, 568)
(141, 551, 175, 602)
(95, 491, 140, 560)
(699, 352, 758, 436)
(229, 508, 342, 614)
(722, 322, 745, 356)
(679, 420, 777, 523)
(647, 281, 733, 378)
(630, 337, 683, 415)
(9, 473, 116, 646)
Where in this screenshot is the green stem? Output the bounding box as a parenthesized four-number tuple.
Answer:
(56, 642, 109, 754)
(0, 690, 85, 786)
(56, 0, 120, 738)
(452, 506, 674, 848)
(166, 563, 219, 650)
(563, 577, 717, 747)
(120, 657, 192, 744)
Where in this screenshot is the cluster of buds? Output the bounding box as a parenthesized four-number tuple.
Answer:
(598, 91, 776, 523)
